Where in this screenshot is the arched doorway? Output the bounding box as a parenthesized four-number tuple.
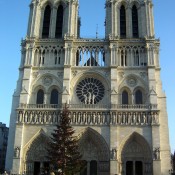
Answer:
(78, 127, 110, 175)
(119, 132, 152, 175)
(24, 130, 50, 175)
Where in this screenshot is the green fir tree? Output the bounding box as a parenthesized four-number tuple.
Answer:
(47, 104, 83, 175)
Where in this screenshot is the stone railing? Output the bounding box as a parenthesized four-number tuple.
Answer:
(16, 110, 159, 126)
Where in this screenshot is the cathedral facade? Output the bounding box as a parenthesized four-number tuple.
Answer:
(6, 0, 171, 175)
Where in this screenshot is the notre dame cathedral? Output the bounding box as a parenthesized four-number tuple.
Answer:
(5, 0, 171, 175)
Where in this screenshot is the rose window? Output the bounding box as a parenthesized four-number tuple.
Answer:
(76, 78, 105, 104)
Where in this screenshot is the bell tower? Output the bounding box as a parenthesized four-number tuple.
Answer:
(27, 0, 79, 39)
(105, 0, 155, 38)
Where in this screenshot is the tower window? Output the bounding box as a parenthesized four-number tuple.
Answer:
(132, 5, 139, 38)
(120, 5, 126, 38)
(36, 89, 44, 104)
(121, 50, 127, 66)
(42, 5, 51, 38)
(55, 5, 63, 38)
(50, 89, 59, 104)
(122, 90, 129, 104)
(135, 90, 143, 104)
(134, 50, 139, 66)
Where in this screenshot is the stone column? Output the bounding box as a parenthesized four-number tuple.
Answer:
(126, 6, 132, 38)
(50, 7, 57, 38)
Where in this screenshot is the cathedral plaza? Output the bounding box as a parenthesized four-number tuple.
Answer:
(5, 0, 172, 175)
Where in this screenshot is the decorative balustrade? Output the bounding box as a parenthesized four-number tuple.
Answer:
(18, 103, 157, 110)
(16, 110, 159, 126)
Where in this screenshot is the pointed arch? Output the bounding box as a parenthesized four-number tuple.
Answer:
(132, 5, 139, 38)
(42, 5, 51, 38)
(55, 5, 64, 38)
(118, 132, 152, 161)
(50, 89, 59, 104)
(36, 89, 44, 104)
(24, 129, 50, 162)
(135, 89, 143, 104)
(122, 90, 129, 105)
(78, 127, 110, 161)
(23, 129, 50, 175)
(120, 5, 126, 38)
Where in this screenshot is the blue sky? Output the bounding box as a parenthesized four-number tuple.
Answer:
(0, 0, 174, 152)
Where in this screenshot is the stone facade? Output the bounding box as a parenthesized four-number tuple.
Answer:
(0, 122, 8, 173)
(6, 0, 171, 175)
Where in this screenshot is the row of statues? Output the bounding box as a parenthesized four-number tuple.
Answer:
(17, 111, 159, 125)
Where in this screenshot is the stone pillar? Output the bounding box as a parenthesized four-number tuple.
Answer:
(50, 7, 57, 38)
(29, 1, 38, 37)
(126, 6, 132, 38)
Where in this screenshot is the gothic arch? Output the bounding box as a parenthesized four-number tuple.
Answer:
(31, 73, 62, 93)
(54, 0, 67, 8)
(23, 129, 50, 162)
(118, 132, 152, 162)
(119, 87, 132, 105)
(133, 86, 146, 104)
(70, 71, 110, 104)
(130, 1, 140, 9)
(116, 1, 128, 9)
(22, 129, 50, 174)
(118, 74, 148, 91)
(78, 127, 110, 161)
(40, 0, 53, 9)
(71, 71, 110, 90)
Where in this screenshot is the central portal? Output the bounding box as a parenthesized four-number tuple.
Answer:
(126, 161, 143, 175)
(34, 162, 50, 175)
(80, 160, 97, 175)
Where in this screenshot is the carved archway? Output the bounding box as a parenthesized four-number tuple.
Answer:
(23, 129, 50, 175)
(78, 127, 110, 174)
(118, 132, 152, 175)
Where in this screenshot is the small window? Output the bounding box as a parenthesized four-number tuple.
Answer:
(120, 5, 126, 38)
(55, 5, 63, 38)
(76, 50, 80, 66)
(134, 50, 139, 66)
(36, 89, 44, 104)
(122, 90, 129, 104)
(55, 51, 57, 64)
(121, 50, 127, 66)
(132, 5, 139, 38)
(42, 5, 51, 38)
(135, 90, 143, 104)
(50, 89, 59, 104)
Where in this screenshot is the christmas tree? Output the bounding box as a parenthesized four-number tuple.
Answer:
(47, 104, 83, 175)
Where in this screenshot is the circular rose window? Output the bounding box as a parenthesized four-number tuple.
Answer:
(76, 77, 105, 104)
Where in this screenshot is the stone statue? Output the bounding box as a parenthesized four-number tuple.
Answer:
(84, 94, 88, 104)
(154, 148, 160, 160)
(111, 148, 117, 160)
(14, 147, 20, 158)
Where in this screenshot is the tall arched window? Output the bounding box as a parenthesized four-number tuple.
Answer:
(36, 89, 44, 104)
(50, 89, 59, 104)
(42, 5, 51, 38)
(122, 90, 129, 104)
(120, 5, 126, 38)
(55, 5, 63, 38)
(132, 5, 139, 38)
(135, 90, 143, 104)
